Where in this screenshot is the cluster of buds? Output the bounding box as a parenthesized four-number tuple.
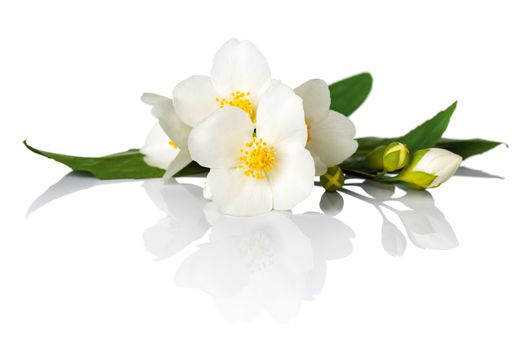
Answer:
(368, 143, 463, 189)
(320, 142, 462, 193)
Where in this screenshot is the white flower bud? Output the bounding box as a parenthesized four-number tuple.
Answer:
(397, 148, 462, 189)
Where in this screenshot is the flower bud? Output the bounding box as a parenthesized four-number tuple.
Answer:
(320, 166, 345, 192)
(396, 148, 462, 189)
(382, 142, 410, 172)
(365, 145, 386, 170)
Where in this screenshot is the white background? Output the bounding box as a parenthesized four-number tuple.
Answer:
(1, 1, 524, 349)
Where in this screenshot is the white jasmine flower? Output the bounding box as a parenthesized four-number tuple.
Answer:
(141, 93, 192, 180)
(188, 83, 314, 216)
(294, 79, 358, 176)
(397, 148, 462, 189)
(172, 38, 273, 128)
(140, 123, 180, 170)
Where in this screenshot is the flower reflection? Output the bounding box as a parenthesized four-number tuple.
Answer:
(143, 180, 354, 322)
(176, 211, 313, 322)
(341, 180, 458, 256)
(27, 172, 466, 321)
(142, 180, 210, 260)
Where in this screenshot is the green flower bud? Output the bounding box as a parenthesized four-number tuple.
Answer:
(396, 148, 462, 189)
(320, 166, 345, 192)
(365, 145, 386, 170)
(383, 142, 410, 172)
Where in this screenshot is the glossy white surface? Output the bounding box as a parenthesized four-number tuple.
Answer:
(1, 1, 523, 349)
(2, 170, 522, 349)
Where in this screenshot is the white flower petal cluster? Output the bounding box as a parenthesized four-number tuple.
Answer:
(141, 38, 360, 216)
(173, 38, 272, 127)
(188, 84, 314, 216)
(140, 93, 192, 180)
(294, 79, 358, 175)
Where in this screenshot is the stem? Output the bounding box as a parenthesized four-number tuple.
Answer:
(343, 169, 379, 181)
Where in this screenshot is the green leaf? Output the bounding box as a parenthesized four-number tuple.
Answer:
(341, 101, 503, 173)
(398, 101, 457, 152)
(436, 138, 505, 159)
(341, 137, 503, 173)
(329, 72, 373, 116)
(353, 137, 503, 161)
(23, 140, 207, 179)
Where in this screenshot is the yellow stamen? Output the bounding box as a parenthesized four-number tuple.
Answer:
(305, 118, 312, 143)
(238, 137, 276, 179)
(218, 90, 256, 123)
(168, 140, 178, 149)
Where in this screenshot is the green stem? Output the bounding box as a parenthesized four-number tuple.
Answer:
(377, 175, 400, 183)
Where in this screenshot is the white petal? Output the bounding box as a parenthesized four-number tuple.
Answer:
(211, 38, 271, 97)
(172, 75, 219, 127)
(307, 110, 358, 171)
(268, 145, 314, 210)
(256, 83, 307, 147)
(207, 168, 273, 216)
(141, 92, 169, 105)
(188, 106, 253, 169)
(413, 148, 462, 187)
(141, 124, 180, 170)
(310, 151, 327, 176)
(141, 93, 191, 149)
(294, 79, 331, 121)
(162, 148, 192, 181)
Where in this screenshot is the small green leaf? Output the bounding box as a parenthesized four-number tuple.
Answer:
(23, 140, 207, 179)
(329, 72, 373, 116)
(398, 101, 457, 152)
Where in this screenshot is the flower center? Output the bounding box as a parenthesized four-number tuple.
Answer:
(305, 118, 312, 143)
(168, 140, 178, 149)
(216, 90, 255, 123)
(238, 137, 276, 179)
